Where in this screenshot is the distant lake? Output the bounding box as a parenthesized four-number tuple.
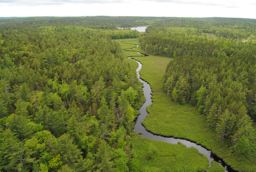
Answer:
(130, 26, 148, 32)
(117, 26, 148, 33)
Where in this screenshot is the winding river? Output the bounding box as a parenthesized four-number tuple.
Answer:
(133, 59, 237, 172)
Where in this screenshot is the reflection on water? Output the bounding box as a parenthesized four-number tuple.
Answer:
(117, 26, 148, 32)
(130, 26, 148, 32)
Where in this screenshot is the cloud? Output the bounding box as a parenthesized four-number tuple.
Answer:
(0, 0, 125, 5)
(0, 0, 251, 8)
(144, 0, 238, 8)
(0, 0, 256, 18)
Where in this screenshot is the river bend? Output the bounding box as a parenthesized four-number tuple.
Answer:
(133, 59, 237, 172)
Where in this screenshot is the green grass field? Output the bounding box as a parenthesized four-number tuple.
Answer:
(131, 136, 210, 172)
(116, 39, 144, 57)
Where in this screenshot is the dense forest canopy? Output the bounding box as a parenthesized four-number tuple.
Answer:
(150, 17, 256, 31)
(140, 19, 256, 161)
(141, 23, 256, 58)
(0, 25, 143, 171)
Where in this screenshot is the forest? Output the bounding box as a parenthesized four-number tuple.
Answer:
(0, 25, 143, 171)
(140, 18, 256, 162)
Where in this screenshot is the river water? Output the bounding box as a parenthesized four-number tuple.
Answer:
(133, 59, 237, 172)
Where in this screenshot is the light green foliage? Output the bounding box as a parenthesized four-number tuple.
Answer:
(4, 114, 43, 140)
(171, 76, 190, 104)
(24, 130, 58, 170)
(57, 134, 82, 165)
(0, 129, 22, 171)
(96, 140, 114, 171)
(123, 87, 138, 106)
(195, 86, 207, 114)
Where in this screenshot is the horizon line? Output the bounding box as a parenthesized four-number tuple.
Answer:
(0, 16, 256, 20)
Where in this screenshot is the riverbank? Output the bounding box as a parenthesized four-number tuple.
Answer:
(128, 58, 222, 172)
(137, 55, 256, 171)
(120, 38, 229, 171)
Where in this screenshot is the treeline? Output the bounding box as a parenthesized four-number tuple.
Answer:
(0, 16, 164, 29)
(163, 55, 256, 160)
(140, 22, 256, 161)
(0, 26, 142, 171)
(140, 26, 256, 58)
(150, 17, 256, 38)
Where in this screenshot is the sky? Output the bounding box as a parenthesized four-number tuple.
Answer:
(0, 0, 256, 18)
